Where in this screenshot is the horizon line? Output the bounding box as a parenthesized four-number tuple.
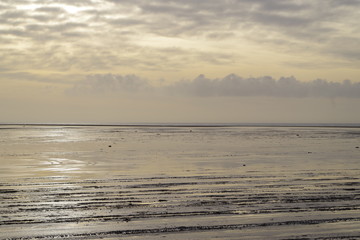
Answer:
(1, 122, 360, 128)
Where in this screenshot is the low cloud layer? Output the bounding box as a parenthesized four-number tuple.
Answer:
(68, 74, 360, 98)
(68, 74, 151, 94)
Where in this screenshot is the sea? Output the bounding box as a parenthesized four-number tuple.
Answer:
(0, 124, 359, 239)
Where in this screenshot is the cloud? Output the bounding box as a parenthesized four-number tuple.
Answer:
(0, 0, 359, 75)
(67, 74, 152, 95)
(35, 6, 66, 14)
(0, 71, 78, 84)
(68, 73, 360, 98)
(168, 74, 360, 98)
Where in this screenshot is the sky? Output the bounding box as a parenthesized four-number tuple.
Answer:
(1, 0, 360, 124)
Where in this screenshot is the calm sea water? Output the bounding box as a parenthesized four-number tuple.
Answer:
(1, 124, 359, 178)
(1, 125, 359, 239)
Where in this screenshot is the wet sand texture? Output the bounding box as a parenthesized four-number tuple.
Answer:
(0, 125, 359, 239)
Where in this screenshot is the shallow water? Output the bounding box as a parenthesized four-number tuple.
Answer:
(0, 125, 359, 239)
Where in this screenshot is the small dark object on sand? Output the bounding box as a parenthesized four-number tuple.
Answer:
(108, 145, 112, 147)
(356, 146, 359, 149)
(243, 164, 246, 166)
(308, 152, 312, 154)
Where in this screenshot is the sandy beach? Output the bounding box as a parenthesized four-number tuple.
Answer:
(0, 125, 359, 239)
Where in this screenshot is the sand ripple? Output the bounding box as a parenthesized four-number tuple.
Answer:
(1, 170, 359, 239)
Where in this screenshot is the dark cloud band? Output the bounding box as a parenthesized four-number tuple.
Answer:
(69, 73, 360, 98)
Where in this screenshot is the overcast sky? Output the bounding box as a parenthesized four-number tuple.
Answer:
(1, 0, 359, 123)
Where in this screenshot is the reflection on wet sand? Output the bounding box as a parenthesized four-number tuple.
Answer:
(0, 125, 359, 239)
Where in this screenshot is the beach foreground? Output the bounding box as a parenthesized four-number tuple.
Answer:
(0, 125, 359, 239)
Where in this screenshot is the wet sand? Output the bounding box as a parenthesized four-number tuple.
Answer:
(0, 125, 359, 239)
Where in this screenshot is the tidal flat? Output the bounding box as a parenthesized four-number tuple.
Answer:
(0, 125, 359, 239)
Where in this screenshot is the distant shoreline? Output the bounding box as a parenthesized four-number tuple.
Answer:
(1, 123, 360, 128)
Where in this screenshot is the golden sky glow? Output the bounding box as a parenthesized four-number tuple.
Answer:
(1, 0, 360, 123)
